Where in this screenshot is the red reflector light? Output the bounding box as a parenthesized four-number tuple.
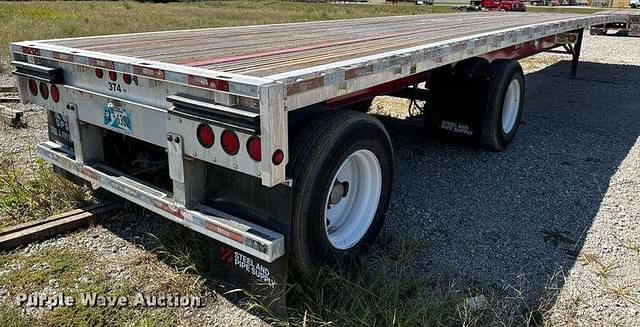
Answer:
(246, 137, 262, 161)
(221, 130, 239, 155)
(51, 85, 60, 103)
(187, 75, 230, 92)
(22, 46, 40, 56)
(210, 79, 230, 92)
(196, 123, 215, 148)
(123, 74, 132, 85)
(88, 58, 115, 70)
(132, 65, 166, 79)
(205, 222, 243, 242)
(95, 69, 104, 79)
(39, 82, 49, 100)
(109, 71, 117, 81)
(272, 149, 284, 165)
(28, 79, 38, 96)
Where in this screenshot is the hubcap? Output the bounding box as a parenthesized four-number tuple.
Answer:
(324, 149, 382, 250)
(502, 78, 521, 134)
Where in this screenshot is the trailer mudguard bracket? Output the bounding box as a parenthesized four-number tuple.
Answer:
(11, 61, 64, 84)
(167, 94, 260, 134)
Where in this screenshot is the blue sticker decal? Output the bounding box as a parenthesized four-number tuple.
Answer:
(103, 103, 132, 134)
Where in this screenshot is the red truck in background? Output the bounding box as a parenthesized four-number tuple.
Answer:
(470, 0, 527, 11)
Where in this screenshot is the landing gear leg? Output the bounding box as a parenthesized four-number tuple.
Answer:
(570, 28, 584, 79)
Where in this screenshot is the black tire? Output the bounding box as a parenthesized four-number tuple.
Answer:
(480, 60, 525, 152)
(287, 109, 394, 275)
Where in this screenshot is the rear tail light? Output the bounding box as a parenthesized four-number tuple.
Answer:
(50, 85, 60, 103)
(39, 82, 49, 100)
(95, 69, 104, 79)
(28, 79, 38, 96)
(272, 150, 284, 165)
(221, 130, 239, 155)
(123, 74, 132, 85)
(246, 137, 262, 161)
(109, 71, 117, 81)
(196, 123, 215, 148)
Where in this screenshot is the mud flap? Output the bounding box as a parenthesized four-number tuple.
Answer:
(204, 166, 293, 318)
(210, 242, 289, 317)
(424, 68, 491, 148)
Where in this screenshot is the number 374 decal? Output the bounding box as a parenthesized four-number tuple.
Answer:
(108, 82, 123, 92)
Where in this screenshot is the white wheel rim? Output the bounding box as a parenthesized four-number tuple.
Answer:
(502, 78, 521, 134)
(324, 149, 382, 250)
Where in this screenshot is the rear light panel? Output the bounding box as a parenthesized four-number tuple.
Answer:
(26, 79, 62, 104)
(169, 115, 281, 180)
(108, 71, 117, 81)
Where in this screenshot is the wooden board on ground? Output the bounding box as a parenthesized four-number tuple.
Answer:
(0, 86, 17, 93)
(0, 104, 24, 127)
(0, 96, 19, 103)
(0, 202, 121, 250)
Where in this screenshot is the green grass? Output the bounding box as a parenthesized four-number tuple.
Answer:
(147, 225, 561, 326)
(0, 157, 94, 229)
(0, 0, 455, 60)
(0, 248, 89, 293)
(265, 237, 468, 326)
(0, 242, 182, 326)
(0, 302, 35, 326)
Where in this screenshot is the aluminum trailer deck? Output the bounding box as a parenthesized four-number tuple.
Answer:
(37, 12, 632, 77)
(14, 11, 637, 115)
(12, 12, 637, 184)
(9, 11, 640, 304)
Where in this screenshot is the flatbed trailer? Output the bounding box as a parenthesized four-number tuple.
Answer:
(592, 10, 640, 36)
(10, 10, 640, 305)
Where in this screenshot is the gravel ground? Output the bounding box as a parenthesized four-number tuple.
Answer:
(0, 32, 638, 325)
(0, 57, 48, 164)
(381, 33, 640, 325)
(0, 105, 47, 164)
(0, 212, 268, 326)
